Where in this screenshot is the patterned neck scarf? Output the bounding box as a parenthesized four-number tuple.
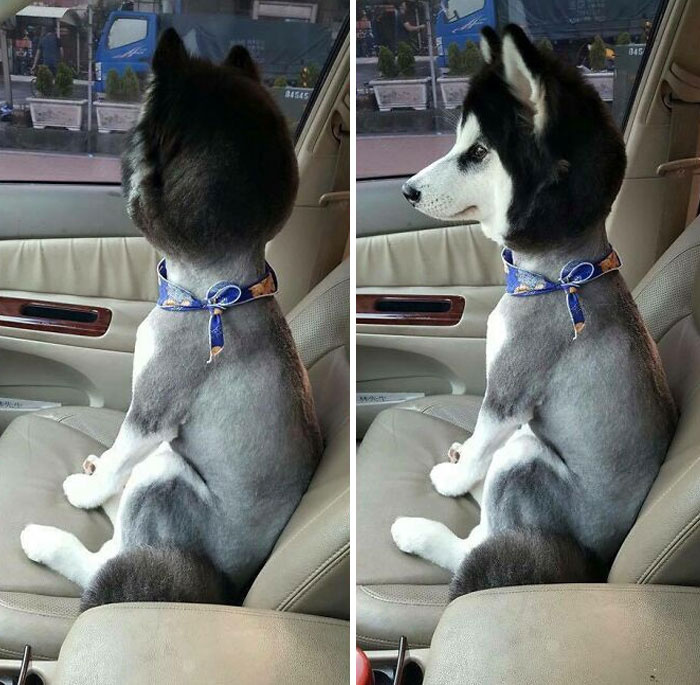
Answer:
(502, 247, 622, 339)
(157, 259, 278, 363)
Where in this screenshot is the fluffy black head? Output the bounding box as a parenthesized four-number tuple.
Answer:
(465, 24, 626, 250)
(122, 29, 298, 262)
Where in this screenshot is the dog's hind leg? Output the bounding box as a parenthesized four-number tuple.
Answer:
(447, 425, 598, 598)
(391, 518, 488, 573)
(20, 526, 122, 589)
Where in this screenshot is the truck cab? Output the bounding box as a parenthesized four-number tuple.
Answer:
(95, 11, 158, 92)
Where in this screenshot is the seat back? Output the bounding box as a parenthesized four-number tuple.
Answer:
(610, 216, 700, 585)
(243, 260, 350, 619)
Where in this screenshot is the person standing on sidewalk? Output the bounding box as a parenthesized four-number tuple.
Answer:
(32, 25, 63, 75)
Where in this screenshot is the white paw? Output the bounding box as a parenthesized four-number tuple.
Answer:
(63, 472, 113, 509)
(430, 462, 472, 497)
(391, 517, 428, 556)
(21, 524, 63, 565)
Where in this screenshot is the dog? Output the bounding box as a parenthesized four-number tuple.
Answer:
(391, 25, 677, 599)
(20, 29, 322, 609)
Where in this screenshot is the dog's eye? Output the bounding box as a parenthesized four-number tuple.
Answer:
(469, 144, 488, 161)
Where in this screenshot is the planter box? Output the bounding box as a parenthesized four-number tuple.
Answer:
(95, 101, 141, 133)
(27, 97, 86, 131)
(583, 71, 614, 102)
(369, 78, 430, 112)
(437, 76, 470, 109)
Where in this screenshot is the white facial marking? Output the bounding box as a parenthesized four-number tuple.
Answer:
(404, 113, 514, 243)
(502, 34, 547, 133)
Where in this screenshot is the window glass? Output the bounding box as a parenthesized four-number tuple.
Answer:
(356, 0, 663, 179)
(0, 1, 348, 183)
(108, 18, 149, 49)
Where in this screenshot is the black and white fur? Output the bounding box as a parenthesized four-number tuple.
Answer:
(392, 25, 677, 599)
(20, 30, 322, 608)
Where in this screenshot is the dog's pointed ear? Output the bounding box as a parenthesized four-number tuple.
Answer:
(152, 28, 187, 76)
(224, 45, 260, 81)
(480, 26, 501, 64)
(502, 24, 547, 133)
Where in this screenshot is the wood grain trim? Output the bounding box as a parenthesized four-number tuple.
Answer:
(357, 294, 465, 326)
(0, 297, 112, 337)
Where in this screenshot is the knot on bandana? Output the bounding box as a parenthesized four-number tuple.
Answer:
(156, 259, 278, 363)
(502, 247, 622, 339)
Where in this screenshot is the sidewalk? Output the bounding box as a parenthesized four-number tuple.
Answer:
(11, 75, 90, 86)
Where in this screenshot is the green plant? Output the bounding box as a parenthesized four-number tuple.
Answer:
(105, 69, 122, 101)
(462, 40, 482, 75)
(396, 41, 415, 77)
(273, 76, 288, 87)
(616, 31, 632, 45)
(299, 63, 320, 88)
(377, 45, 398, 78)
(34, 65, 53, 97)
(536, 37, 553, 53)
(54, 62, 74, 98)
(589, 35, 607, 71)
(121, 67, 140, 102)
(446, 42, 464, 75)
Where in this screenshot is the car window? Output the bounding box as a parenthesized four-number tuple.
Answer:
(0, 1, 348, 183)
(108, 18, 149, 49)
(357, 0, 665, 179)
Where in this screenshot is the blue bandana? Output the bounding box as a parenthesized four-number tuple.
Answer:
(156, 259, 278, 363)
(502, 247, 622, 339)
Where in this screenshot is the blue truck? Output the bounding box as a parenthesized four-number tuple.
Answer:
(94, 10, 333, 91)
(434, 0, 659, 67)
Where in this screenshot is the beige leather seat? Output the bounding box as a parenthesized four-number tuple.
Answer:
(0, 260, 349, 660)
(357, 217, 700, 649)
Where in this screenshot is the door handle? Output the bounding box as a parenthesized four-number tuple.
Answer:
(0, 297, 112, 336)
(357, 294, 465, 326)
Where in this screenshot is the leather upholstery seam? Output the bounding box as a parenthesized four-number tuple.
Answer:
(84, 603, 348, 626)
(359, 585, 447, 607)
(0, 646, 54, 660)
(356, 633, 430, 649)
(638, 509, 700, 583)
(266, 489, 348, 558)
(277, 543, 350, 611)
(0, 593, 79, 620)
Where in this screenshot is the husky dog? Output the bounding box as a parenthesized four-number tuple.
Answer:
(391, 25, 677, 598)
(20, 30, 322, 608)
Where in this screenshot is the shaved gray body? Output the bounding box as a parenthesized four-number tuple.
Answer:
(483, 238, 675, 563)
(121, 297, 320, 590)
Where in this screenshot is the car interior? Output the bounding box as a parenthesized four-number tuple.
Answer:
(356, 0, 700, 681)
(0, 4, 350, 683)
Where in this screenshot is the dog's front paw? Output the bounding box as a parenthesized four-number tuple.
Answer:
(82, 454, 100, 475)
(63, 473, 112, 509)
(430, 462, 472, 497)
(20, 524, 63, 565)
(391, 517, 428, 556)
(447, 442, 463, 463)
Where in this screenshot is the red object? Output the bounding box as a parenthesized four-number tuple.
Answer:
(0, 297, 112, 337)
(357, 293, 465, 326)
(356, 647, 374, 685)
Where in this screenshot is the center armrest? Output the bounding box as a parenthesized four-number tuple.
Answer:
(423, 583, 700, 684)
(54, 603, 349, 685)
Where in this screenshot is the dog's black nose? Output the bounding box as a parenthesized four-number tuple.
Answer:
(402, 183, 421, 205)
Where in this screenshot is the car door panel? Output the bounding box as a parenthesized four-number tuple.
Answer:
(357, 178, 502, 437)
